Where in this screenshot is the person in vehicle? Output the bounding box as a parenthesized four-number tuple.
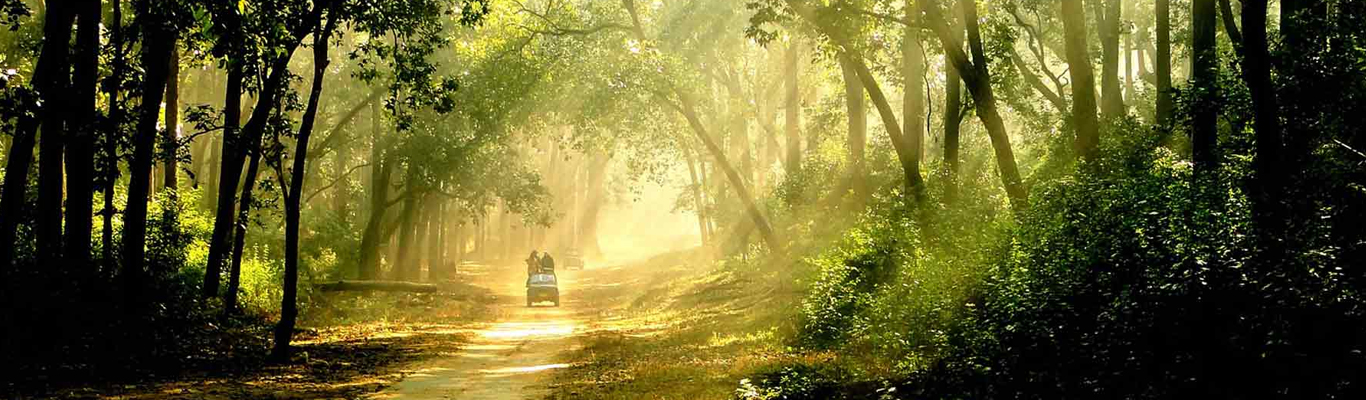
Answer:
(526, 250, 541, 276)
(540, 252, 555, 275)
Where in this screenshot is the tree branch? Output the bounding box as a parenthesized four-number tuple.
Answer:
(303, 162, 370, 204)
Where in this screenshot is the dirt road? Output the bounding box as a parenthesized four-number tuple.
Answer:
(366, 264, 587, 400)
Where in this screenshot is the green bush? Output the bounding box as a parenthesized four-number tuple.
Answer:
(905, 128, 1366, 398)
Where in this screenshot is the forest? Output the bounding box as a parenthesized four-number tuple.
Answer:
(1, 0, 1363, 398)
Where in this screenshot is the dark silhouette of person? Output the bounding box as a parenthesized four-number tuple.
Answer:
(540, 252, 555, 274)
(526, 251, 540, 277)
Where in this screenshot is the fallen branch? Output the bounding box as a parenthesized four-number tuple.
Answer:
(316, 280, 438, 292)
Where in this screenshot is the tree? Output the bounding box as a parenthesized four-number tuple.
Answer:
(65, 0, 101, 269)
(273, 2, 339, 359)
(921, 0, 1029, 209)
(1099, 0, 1124, 119)
(1062, 0, 1100, 159)
(901, 0, 926, 200)
(1155, 0, 1174, 129)
(837, 56, 867, 194)
(777, 1, 926, 202)
(121, 0, 179, 303)
(783, 39, 801, 177)
(1238, 0, 1284, 238)
(943, 0, 965, 200)
(0, 0, 75, 272)
(36, 0, 77, 267)
(163, 44, 181, 190)
(202, 2, 247, 300)
(100, 0, 127, 268)
(1190, 0, 1219, 175)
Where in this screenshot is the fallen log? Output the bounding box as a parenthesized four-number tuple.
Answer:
(316, 280, 438, 293)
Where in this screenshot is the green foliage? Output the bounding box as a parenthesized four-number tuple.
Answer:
(902, 126, 1366, 398)
(734, 363, 857, 400)
(799, 211, 911, 348)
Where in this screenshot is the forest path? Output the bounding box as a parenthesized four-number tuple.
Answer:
(365, 263, 593, 400)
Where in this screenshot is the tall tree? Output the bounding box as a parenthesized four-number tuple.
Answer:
(203, 5, 245, 300)
(922, 0, 1029, 209)
(1191, 0, 1219, 175)
(122, 0, 178, 301)
(901, 0, 926, 200)
(674, 91, 780, 249)
(1155, 0, 1174, 129)
(0, 0, 75, 272)
(163, 44, 180, 190)
(101, 0, 127, 268)
(838, 57, 866, 192)
(274, 7, 338, 359)
(207, 3, 322, 300)
(783, 40, 801, 177)
(943, 0, 965, 201)
(1062, 0, 1100, 159)
(358, 101, 391, 280)
(782, 2, 926, 202)
(36, 0, 79, 267)
(1239, 0, 1283, 235)
(1100, 0, 1124, 119)
(66, 0, 101, 268)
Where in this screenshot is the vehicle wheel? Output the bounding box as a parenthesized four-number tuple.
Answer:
(554, 298, 560, 307)
(526, 299, 532, 307)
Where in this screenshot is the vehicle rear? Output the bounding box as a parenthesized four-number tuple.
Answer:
(526, 273, 559, 306)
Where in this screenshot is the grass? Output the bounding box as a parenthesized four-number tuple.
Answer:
(545, 249, 825, 400)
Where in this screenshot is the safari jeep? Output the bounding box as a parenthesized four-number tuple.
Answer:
(526, 273, 560, 307)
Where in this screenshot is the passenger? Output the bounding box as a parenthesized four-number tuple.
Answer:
(526, 250, 541, 277)
(540, 252, 556, 275)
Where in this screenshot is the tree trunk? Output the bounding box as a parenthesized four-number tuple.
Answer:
(1219, 0, 1244, 56)
(1125, 32, 1135, 106)
(428, 197, 445, 277)
(0, 0, 75, 273)
(1191, 0, 1219, 175)
(224, 147, 261, 314)
(36, 4, 78, 268)
(332, 135, 350, 219)
(413, 199, 430, 280)
(944, 1, 964, 201)
(902, 2, 926, 201)
(1063, 0, 1100, 159)
(1156, 0, 1174, 128)
(66, 0, 101, 269)
(206, 4, 315, 299)
(101, 0, 125, 269)
(1100, 0, 1125, 119)
(395, 190, 419, 282)
(203, 29, 245, 300)
(357, 98, 389, 280)
(784, 40, 801, 177)
(163, 43, 180, 190)
(122, 7, 175, 299)
(1239, 0, 1284, 240)
(922, 0, 1029, 209)
(685, 148, 709, 246)
(579, 154, 609, 257)
(1009, 48, 1067, 113)
(838, 57, 866, 184)
(675, 91, 779, 250)
(274, 13, 336, 359)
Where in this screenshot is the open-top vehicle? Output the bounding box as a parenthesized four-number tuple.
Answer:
(526, 273, 559, 307)
(564, 250, 585, 270)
